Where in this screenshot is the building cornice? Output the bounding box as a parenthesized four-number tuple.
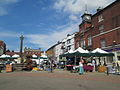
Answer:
(92, 26, 120, 38)
(92, 0, 119, 17)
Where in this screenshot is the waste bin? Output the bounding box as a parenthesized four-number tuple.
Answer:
(0, 67, 1, 73)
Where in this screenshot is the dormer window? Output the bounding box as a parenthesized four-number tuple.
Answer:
(98, 14, 104, 22)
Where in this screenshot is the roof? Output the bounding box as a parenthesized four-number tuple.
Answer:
(6, 52, 20, 56)
(92, 0, 119, 17)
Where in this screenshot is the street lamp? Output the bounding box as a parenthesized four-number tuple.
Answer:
(20, 35, 24, 63)
(113, 41, 116, 47)
(112, 40, 118, 62)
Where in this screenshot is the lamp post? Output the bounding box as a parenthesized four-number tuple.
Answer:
(20, 35, 24, 63)
(112, 40, 118, 62)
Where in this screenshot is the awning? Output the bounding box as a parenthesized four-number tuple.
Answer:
(59, 52, 114, 58)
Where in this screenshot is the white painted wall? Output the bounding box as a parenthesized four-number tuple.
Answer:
(61, 33, 76, 54)
(54, 42, 62, 62)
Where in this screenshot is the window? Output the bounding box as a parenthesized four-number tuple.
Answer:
(98, 14, 104, 22)
(76, 41, 79, 48)
(88, 35, 92, 46)
(112, 16, 119, 28)
(67, 39, 71, 44)
(67, 46, 71, 50)
(81, 39, 85, 48)
(99, 25, 104, 33)
(100, 39, 106, 48)
(62, 42, 65, 46)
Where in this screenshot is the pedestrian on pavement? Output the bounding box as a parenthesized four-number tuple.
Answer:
(106, 65, 110, 75)
(79, 61, 84, 75)
(92, 59, 96, 72)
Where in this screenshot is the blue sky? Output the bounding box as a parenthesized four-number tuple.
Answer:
(0, 0, 115, 51)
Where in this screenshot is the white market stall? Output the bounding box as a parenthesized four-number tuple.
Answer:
(12, 54, 20, 63)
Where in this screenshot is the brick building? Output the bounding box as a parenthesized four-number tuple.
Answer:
(24, 47, 42, 58)
(0, 40, 6, 55)
(6, 51, 20, 56)
(75, 0, 120, 61)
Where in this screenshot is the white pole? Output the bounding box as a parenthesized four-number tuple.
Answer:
(114, 52, 118, 62)
(39, 57, 40, 67)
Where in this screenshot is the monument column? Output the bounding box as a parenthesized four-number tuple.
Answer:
(20, 35, 24, 63)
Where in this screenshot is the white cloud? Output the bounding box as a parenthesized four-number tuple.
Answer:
(0, 0, 116, 51)
(53, 0, 65, 10)
(54, 0, 115, 14)
(26, 23, 79, 50)
(0, 30, 21, 51)
(0, 23, 79, 51)
(0, 31, 18, 37)
(0, 0, 19, 16)
(69, 15, 78, 21)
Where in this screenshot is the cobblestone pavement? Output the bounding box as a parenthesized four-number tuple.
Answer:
(0, 69, 120, 90)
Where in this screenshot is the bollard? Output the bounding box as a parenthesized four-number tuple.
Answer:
(106, 66, 109, 75)
(0, 67, 1, 73)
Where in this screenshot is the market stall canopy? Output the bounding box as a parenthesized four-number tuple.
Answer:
(0, 54, 11, 59)
(60, 51, 114, 57)
(59, 48, 114, 57)
(12, 54, 19, 58)
(90, 52, 114, 57)
(6, 55, 11, 57)
(32, 54, 48, 59)
(68, 49, 74, 53)
(74, 47, 89, 53)
(32, 54, 38, 59)
(41, 54, 48, 59)
(92, 48, 108, 53)
(90, 48, 114, 57)
(59, 49, 75, 57)
(0, 54, 6, 58)
(32, 54, 37, 58)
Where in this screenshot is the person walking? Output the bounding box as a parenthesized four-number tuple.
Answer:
(92, 59, 96, 72)
(79, 61, 84, 75)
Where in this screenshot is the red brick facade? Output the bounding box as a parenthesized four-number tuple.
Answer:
(24, 47, 42, 58)
(92, 0, 120, 50)
(75, 0, 120, 52)
(0, 40, 6, 55)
